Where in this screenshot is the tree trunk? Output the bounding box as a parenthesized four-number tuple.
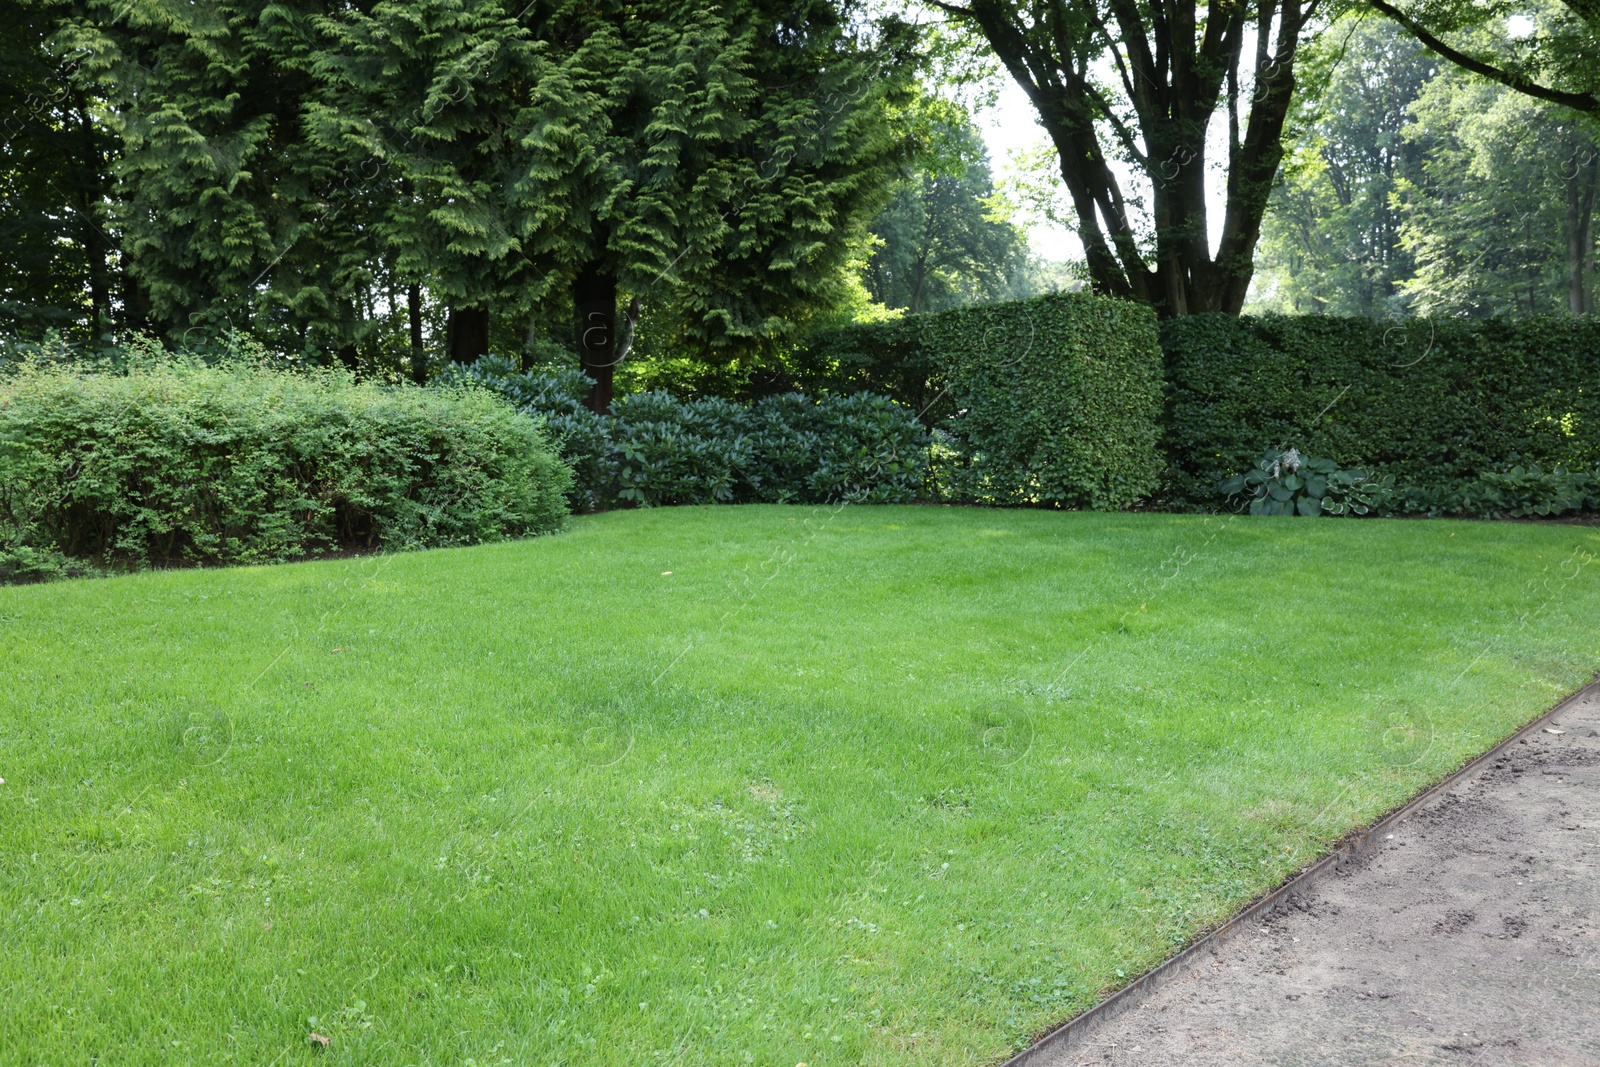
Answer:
(614, 294, 643, 365)
(447, 305, 490, 363)
(121, 267, 150, 332)
(951, 0, 1314, 318)
(1586, 209, 1598, 316)
(1568, 152, 1598, 316)
(574, 261, 617, 413)
(75, 99, 111, 342)
(408, 283, 427, 383)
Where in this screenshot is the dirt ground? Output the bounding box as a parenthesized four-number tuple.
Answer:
(1038, 687, 1600, 1067)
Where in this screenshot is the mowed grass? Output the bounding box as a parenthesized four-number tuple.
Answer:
(4, 506, 1600, 1066)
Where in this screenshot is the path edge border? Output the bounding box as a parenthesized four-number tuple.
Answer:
(1000, 677, 1600, 1067)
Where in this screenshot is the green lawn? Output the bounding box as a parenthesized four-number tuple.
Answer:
(4, 506, 1599, 1066)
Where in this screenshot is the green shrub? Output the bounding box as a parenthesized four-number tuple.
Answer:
(443, 356, 930, 509)
(0, 355, 571, 578)
(1163, 314, 1600, 510)
(1395, 463, 1596, 519)
(797, 292, 1165, 509)
(0, 536, 105, 584)
(1473, 464, 1593, 517)
(1220, 447, 1392, 516)
(788, 317, 941, 416)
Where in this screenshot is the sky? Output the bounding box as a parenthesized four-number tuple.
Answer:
(970, 80, 1085, 262)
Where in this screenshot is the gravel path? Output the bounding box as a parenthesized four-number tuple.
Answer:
(1028, 686, 1600, 1067)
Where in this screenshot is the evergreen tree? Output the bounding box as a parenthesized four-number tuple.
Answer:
(1, 0, 116, 340)
(60, 0, 385, 355)
(54, 0, 914, 402)
(305, 0, 918, 408)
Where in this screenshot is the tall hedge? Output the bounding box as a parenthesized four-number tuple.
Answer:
(0, 357, 572, 580)
(797, 292, 1165, 509)
(1161, 315, 1600, 505)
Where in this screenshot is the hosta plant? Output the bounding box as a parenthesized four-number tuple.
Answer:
(1221, 447, 1388, 516)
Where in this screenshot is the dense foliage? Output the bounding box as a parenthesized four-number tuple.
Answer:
(862, 112, 1033, 314)
(1253, 14, 1598, 318)
(1400, 54, 1598, 316)
(443, 355, 930, 509)
(800, 292, 1165, 509)
(22, 0, 916, 402)
(1366, 0, 1598, 113)
(0, 352, 571, 582)
(1253, 18, 1433, 317)
(1, 2, 114, 340)
(1162, 313, 1600, 512)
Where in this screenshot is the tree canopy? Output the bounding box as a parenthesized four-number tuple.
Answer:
(36, 0, 917, 407)
(1365, 0, 1599, 112)
(1252, 16, 1433, 315)
(1251, 13, 1598, 317)
(863, 104, 1033, 313)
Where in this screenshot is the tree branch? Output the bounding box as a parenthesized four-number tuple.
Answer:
(1366, 0, 1598, 112)
(1081, 78, 1150, 168)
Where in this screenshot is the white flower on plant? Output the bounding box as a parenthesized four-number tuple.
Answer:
(1282, 448, 1302, 473)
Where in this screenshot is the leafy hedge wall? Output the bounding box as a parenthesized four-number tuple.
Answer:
(443, 356, 930, 510)
(0, 357, 571, 581)
(1161, 315, 1600, 507)
(797, 292, 1165, 509)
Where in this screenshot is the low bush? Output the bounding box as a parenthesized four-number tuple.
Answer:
(1164, 314, 1600, 511)
(797, 292, 1166, 510)
(1220, 447, 1392, 516)
(0, 354, 571, 580)
(442, 356, 930, 510)
(1389, 463, 1597, 519)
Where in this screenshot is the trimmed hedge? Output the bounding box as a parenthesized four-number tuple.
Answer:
(0, 357, 571, 581)
(442, 356, 930, 510)
(797, 292, 1165, 509)
(1161, 315, 1600, 508)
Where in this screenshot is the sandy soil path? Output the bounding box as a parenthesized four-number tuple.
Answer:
(1027, 686, 1600, 1067)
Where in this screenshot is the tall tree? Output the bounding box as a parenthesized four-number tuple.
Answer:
(316, 0, 916, 410)
(933, 0, 1324, 316)
(54, 0, 913, 396)
(1251, 16, 1433, 315)
(2, 0, 117, 340)
(60, 0, 406, 357)
(1397, 57, 1599, 316)
(865, 109, 1031, 313)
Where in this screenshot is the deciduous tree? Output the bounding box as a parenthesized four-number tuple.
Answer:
(933, 0, 1325, 315)
(1251, 16, 1433, 315)
(864, 108, 1031, 312)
